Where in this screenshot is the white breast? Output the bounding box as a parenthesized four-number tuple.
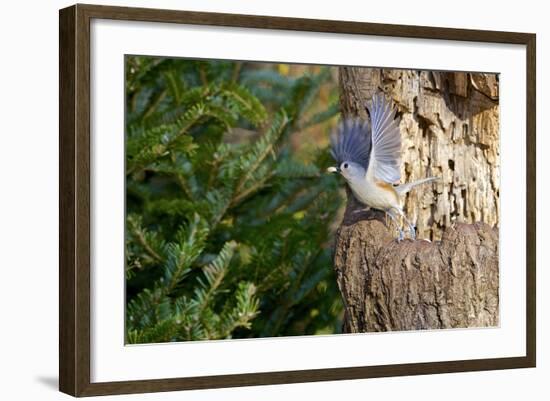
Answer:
(347, 168, 400, 211)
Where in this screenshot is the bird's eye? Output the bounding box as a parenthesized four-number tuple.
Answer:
(343, 163, 349, 169)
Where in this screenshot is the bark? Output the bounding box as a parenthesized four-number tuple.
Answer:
(335, 68, 500, 332)
(334, 208, 499, 332)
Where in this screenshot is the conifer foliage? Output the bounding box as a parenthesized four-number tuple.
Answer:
(125, 56, 343, 343)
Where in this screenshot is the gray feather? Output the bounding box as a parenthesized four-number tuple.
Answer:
(329, 118, 372, 169)
(395, 176, 439, 196)
(366, 93, 402, 183)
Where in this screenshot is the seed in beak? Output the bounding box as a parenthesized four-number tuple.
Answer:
(327, 166, 339, 173)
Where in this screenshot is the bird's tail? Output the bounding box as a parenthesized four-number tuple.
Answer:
(395, 177, 440, 196)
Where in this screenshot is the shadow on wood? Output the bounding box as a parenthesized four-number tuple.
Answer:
(334, 198, 499, 333)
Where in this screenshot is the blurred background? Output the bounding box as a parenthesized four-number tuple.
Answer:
(124, 56, 345, 343)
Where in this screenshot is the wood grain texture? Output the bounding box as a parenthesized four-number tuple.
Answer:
(58, 3, 536, 396)
(76, 3, 533, 44)
(525, 34, 537, 366)
(75, 4, 92, 395)
(59, 4, 91, 397)
(75, 356, 532, 396)
(334, 208, 499, 333)
(59, 5, 76, 395)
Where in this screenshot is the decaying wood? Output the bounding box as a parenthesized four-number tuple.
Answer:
(335, 68, 500, 332)
(334, 207, 499, 332)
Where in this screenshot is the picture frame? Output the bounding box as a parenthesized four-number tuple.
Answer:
(59, 3, 536, 397)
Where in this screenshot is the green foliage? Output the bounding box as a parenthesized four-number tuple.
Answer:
(126, 56, 343, 343)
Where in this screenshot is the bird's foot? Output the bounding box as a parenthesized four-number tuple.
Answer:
(408, 225, 416, 240)
(396, 229, 405, 242)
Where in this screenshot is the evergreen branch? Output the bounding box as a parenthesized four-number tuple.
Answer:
(202, 188, 233, 230)
(274, 158, 320, 179)
(193, 241, 238, 319)
(126, 108, 202, 175)
(128, 318, 179, 344)
(261, 248, 319, 336)
(298, 101, 340, 130)
(221, 83, 268, 125)
(218, 282, 259, 338)
(175, 173, 194, 199)
(125, 56, 166, 94)
(126, 285, 164, 331)
(230, 171, 274, 207)
(143, 198, 196, 219)
(255, 262, 292, 293)
(127, 215, 164, 264)
(141, 89, 167, 121)
(169, 152, 194, 199)
(164, 213, 210, 294)
(233, 110, 289, 196)
(164, 70, 183, 104)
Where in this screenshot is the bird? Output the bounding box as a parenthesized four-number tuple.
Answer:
(327, 92, 438, 241)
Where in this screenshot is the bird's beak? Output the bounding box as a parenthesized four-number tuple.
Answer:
(326, 166, 340, 174)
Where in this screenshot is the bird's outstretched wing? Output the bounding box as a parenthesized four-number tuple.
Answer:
(329, 119, 372, 169)
(367, 93, 402, 183)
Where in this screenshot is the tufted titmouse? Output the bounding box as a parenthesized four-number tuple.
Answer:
(328, 93, 438, 240)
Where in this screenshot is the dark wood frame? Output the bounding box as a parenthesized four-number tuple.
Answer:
(59, 3, 536, 397)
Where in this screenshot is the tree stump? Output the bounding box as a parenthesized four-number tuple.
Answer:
(334, 196, 499, 332)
